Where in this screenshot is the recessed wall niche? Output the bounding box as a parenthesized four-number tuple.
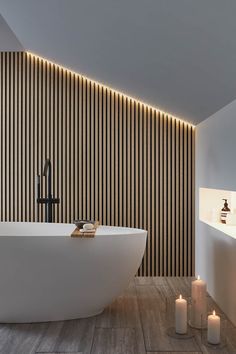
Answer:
(0, 52, 195, 276)
(199, 187, 236, 239)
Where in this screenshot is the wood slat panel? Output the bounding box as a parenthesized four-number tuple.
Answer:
(0, 52, 195, 276)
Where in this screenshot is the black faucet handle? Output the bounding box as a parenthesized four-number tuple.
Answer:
(37, 197, 60, 204)
(37, 198, 47, 204)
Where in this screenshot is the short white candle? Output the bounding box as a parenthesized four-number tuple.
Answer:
(207, 310, 220, 345)
(175, 295, 187, 334)
(191, 275, 207, 327)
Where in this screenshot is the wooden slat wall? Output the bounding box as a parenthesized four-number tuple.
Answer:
(0, 52, 195, 276)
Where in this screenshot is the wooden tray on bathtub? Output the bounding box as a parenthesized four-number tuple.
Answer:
(71, 221, 100, 238)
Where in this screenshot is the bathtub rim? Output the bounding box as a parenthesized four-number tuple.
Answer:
(0, 222, 147, 237)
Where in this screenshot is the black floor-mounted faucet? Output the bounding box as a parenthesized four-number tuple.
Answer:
(37, 159, 60, 223)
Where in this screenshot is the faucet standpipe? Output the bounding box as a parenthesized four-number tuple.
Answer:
(36, 159, 60, 223)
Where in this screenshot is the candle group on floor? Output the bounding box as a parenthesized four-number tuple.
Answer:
(174, 275, 221, 345)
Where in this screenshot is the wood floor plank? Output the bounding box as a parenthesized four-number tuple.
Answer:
(35, 321, 63, 352)
(165, 277, 194, 297)
(95, 281, 140, 329)
(134, 325, 147, 354)
(95, 281, 146, 354)
(91, 328, 138, 354)
(0, 324, 12, 353)
(136, 284, 200, 352)
(36, 318, 95, 354)
(0, 323, 47, 354)
(135, 276, 155, 286)
(151, 277, 170, 288)
(152, 277, 173, 300)
(146, 352, 202, 354)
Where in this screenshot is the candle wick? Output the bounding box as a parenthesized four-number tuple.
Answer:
(213, 310, 216, 316)
(179, 294, 182, 300)
(197, 275, 200, 280)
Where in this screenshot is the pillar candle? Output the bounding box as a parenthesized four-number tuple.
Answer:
(207, 310, 220, 345)
(191, 275, 207, 327)
(175, 295, 187, 334)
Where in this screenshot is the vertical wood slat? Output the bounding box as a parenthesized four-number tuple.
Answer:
(0, 52, 195, 276)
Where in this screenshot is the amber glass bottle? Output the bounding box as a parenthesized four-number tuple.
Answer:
(221, 199, 231, 224)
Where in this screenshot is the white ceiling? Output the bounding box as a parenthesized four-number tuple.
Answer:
(0, 14, 23, 51)
(1, 0, 236, 124)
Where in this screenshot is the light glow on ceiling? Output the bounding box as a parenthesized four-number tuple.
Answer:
(26, 51, 195, 127)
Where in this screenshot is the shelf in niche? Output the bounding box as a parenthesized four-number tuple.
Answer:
(199, 187, 236, 239)
(201, 220, 236, 239)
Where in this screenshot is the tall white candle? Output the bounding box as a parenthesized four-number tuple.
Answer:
(191, 275, 207, 327)
(207, 310, 220, 345)
(175, 295, 187, 334)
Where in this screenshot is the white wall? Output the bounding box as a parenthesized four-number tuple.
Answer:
(196, 98, 236, 325)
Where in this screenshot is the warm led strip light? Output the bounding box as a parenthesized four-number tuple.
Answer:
(26, 51, 195, 127)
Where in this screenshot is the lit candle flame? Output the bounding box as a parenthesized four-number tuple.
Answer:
(197, 275, 200, 280)
(179, 295, 182, 300)
(213, 310, 216, 316)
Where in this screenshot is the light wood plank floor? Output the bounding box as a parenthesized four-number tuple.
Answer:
(0, 277, 236, 354)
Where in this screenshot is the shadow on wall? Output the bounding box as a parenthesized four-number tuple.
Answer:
(212, 231, 236, 325)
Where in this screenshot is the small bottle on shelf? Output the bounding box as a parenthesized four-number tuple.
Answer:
(221, 199, 230, 224)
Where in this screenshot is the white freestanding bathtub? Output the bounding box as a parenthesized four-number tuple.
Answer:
(0, 222, 147, 323)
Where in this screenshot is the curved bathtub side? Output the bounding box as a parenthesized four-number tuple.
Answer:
(0, 231, 146, 322)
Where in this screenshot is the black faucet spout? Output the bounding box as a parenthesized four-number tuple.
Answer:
(43, 159, 51, 177)
(43, 158, 52, 201)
